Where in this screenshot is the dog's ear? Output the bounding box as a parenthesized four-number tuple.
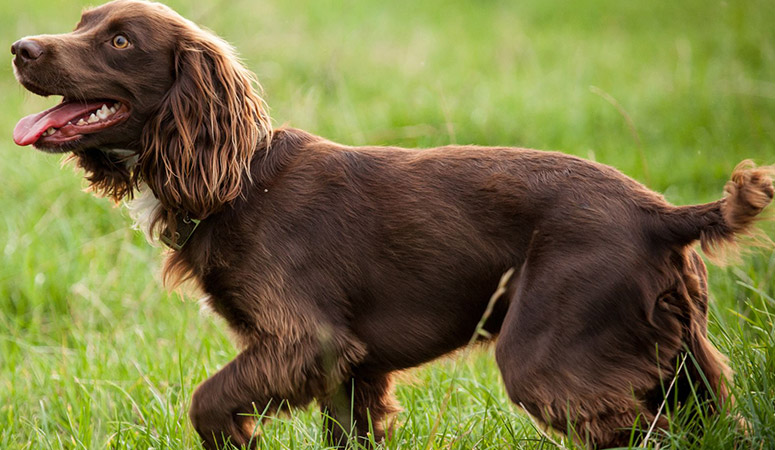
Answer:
(140, 30, 271, 221)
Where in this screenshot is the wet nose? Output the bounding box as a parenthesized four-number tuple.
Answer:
(11, 39, 44, 65)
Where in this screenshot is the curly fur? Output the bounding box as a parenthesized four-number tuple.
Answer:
(12, 1, 774, 449)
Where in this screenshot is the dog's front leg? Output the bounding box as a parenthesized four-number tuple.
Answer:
(320, 372, 400, 448)
(189, 344, 318, 450)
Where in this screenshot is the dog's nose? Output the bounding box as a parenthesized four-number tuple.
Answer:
(11, 39, 44, 65)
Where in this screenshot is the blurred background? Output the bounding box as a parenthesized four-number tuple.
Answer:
(1, 0, 774, 448)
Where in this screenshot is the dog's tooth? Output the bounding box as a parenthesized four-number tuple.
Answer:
(88, 113, 99, 123)
(44, 127, 55, 136)
(108, 105, 117, 114)
(77, 118, 87, 126)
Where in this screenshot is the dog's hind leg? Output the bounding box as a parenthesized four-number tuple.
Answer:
(494, 242, 688, 447)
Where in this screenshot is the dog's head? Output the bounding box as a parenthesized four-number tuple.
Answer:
(12, 0, 271, 218)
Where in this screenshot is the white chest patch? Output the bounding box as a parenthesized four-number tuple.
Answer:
(125, 183, 163, 244)
(197, 294, 216, 316)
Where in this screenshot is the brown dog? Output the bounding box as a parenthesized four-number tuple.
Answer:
(12, 0, 774, 448)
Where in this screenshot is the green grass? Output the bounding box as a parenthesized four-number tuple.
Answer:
(1, 0, 775, 448)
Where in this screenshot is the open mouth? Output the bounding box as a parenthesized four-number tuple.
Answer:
(13, 98, 130, 148)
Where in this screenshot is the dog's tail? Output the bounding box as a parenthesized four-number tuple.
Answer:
(657, 160, 774, 260)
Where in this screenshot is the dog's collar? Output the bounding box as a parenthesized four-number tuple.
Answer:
(160, 214, 201, 251)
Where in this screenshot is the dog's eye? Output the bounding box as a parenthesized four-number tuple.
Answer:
(111, 35, 129, 49)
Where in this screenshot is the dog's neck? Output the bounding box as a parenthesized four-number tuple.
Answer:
(124, 128, 311, 251)
(125, 185, 200, 250)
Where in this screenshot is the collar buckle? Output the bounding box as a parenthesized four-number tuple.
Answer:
(160, 214, 201, 251)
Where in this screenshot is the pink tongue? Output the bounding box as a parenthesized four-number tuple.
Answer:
(13, 101, 107, 146)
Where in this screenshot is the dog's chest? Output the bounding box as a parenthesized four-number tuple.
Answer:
(125, 184, 163, 243)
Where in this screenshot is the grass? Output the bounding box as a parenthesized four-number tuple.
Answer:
(1, 0, 774, 448)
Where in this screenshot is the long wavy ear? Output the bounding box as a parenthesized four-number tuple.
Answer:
(140, 26, 271, 224)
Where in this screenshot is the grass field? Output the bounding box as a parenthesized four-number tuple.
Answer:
(1, 0, 775, 448)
